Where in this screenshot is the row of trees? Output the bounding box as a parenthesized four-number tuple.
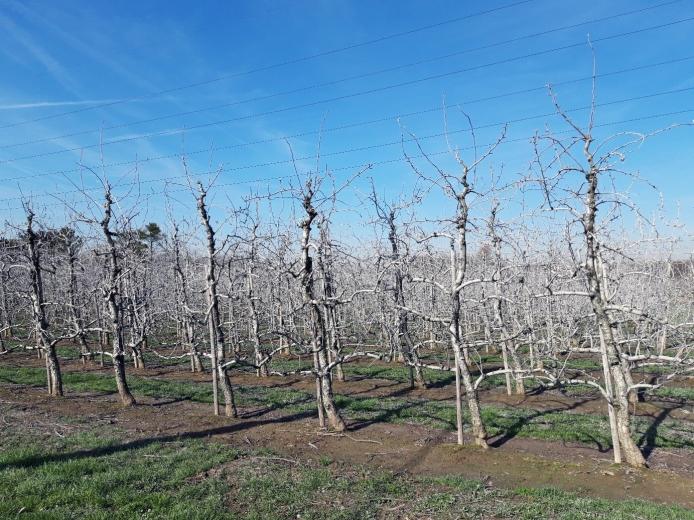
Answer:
(2, 97, 692, 468)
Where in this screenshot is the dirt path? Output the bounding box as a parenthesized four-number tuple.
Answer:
(1, 382, 693, 508)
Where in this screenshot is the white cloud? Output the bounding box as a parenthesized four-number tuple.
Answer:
(0, 99, 121, 111)
(0, 12, 81, 95)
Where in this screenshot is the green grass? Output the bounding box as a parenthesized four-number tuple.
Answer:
(142, 354, 192, 367)
(505, 486, 694, 520)
(231, 461, 694, 520)
(0, 431, 239, 519)
(267, 357, 461, 385)
(53, 342, 196, 367)
(0, 365, 313, 411)
(263, 357, 313, 373)
(562, 358, 602, 371)
(232, 462, 406, 519)
(2, 365, 692, 451)
(653, 385, 694, 401)
(332, 394, 694, 450)
(3, 428, 691, 520)
(1, 404, 693, 518)
(55, 345, 82, 360)
(1, 365, 214, 402)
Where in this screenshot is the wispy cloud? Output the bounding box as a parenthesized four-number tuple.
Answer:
(0, 99, 122, 111)
(5, 2, 161, 95)
(0, 12, 81, 95)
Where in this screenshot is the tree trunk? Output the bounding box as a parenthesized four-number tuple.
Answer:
(300, 187, 346, 431)
(583, 157, 645, 467)
(45, 343, 63, 397)
(197, 183, 237, 417)
(25, 208, 63, 397)
(101, 189, 136, 406)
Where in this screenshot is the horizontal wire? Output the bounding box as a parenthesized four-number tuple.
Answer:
(0, 0, 537, 130)
(1, 73, 692, 186)
(3, 104, 691, 208)
(0, 0, 681, 151)
(2, 15, 693, 167)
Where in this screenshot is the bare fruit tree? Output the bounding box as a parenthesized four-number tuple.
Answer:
(196, 181, 238, 417)
(401, 115, 508, 448)
(22, 206, 63, 396)
(296, 176, 347, 431)
(527, 77, 694, 466)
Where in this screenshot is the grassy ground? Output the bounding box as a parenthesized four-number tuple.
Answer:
(267, 358, 694, 400)
(49, 346, 693, 401)
(1, 430, 237, 518)
(2, 365, 692, 451)
(1, 422, 692, 520)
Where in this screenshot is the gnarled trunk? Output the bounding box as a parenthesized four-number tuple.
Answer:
(197, 184, 237, 417)
(583, 155, 645, 467)
(300, 187, 346, 431)
(25, 209, 63, 397)
(101, 189, 136, 407)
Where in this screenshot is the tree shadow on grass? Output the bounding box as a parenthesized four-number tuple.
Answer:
(421, 375, 455, 389)
(345, 381, 402, 397)
(1, 409, 316, 470)
(343, 367, 405, 384)
(487, 398, 606, 452)
(347, 399, 457, 433)
(638, 406, 675, 460)
(237, 393, 314, 419)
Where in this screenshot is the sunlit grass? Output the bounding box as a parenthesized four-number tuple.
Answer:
(2, 427, 690, 519)
(2, 365, 692, 451)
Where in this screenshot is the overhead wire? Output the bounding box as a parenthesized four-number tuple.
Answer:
(2, 53, 693, 184)
(2, 97, 691, 206)
(0, 0, 538, 130)
(0, 0, 683, 151)
(1, 14, 693, 166)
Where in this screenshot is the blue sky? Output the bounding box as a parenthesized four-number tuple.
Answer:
(0, 0, 692, 240)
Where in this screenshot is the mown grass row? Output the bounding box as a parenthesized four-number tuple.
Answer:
(2, 365, 692, 450)
(49, 345, 693, 401)
(1, 426, 692, 519)
(267, 358, 694, 400)
(0, 431, 238, 519)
